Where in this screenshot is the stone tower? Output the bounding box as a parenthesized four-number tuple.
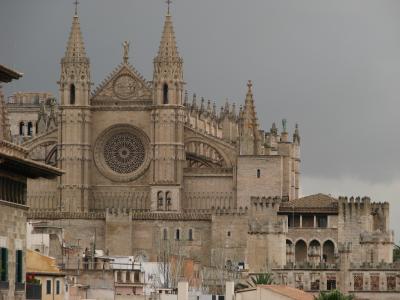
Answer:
(0, 87, 11, 141)
(58, 10, 92, 212)
(150, 9, 185, 211)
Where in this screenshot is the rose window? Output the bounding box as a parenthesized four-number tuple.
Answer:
(103, 132, 145, 174)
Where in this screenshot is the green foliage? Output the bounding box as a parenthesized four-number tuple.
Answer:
(235, 273, 275, 291)
(314, 290, 355, 300)
(246, 273, 274, 287)
(393, 244, 400, 262)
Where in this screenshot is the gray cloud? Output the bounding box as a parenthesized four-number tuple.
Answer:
(1, 0, 400, 184)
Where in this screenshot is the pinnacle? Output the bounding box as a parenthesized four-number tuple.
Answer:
(64, 14, 87, 60)
(155, 14, 181, 62)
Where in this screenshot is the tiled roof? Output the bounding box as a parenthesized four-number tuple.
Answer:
(261, 285, 314, 300)
(279, 193, 338, 213)
(26, 249, 63, 275)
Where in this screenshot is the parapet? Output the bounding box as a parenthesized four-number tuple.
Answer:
(338, 242, 352, 253)
(250, 196, 282, 210)
(338, 196, 371, 217)
(360, 230, 394, 244)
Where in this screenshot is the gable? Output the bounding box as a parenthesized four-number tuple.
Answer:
(91, 63, 152, 105)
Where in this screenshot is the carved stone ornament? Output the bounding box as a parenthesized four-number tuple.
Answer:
(94, 124, 150, 182)
(113, 74, 139, 99)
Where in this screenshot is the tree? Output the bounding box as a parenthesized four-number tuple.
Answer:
(235, 273, 274, 290)
(155, 239, 185, 289)
(314, 290, 355, 300)
(247, 273, 274, 286)
(393, 244, 400, 262)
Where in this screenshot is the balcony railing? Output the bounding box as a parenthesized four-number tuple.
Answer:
(0, 281, 9, 290)
(15, 282, 25, 291)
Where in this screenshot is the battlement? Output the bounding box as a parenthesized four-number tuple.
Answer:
(250, 196, 282, 210)
(338, 242, 352, 253)
(338, 196, 371, 218)
(338, 196, 371, 205)
(360, 230, 394, 244)
(27, 211, 106, 220)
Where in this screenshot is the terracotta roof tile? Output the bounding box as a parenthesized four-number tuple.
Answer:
(279, 193, 338, 213)
(261, 285, 314, 300)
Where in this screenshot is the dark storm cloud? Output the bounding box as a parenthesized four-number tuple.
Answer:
(1, 0, 400, 183)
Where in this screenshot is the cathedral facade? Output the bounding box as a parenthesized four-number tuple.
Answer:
(20, 7, 398, 294)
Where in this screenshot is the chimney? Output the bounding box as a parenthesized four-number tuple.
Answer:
(178, 281, 188, 300)
(226, 281, 235, 300)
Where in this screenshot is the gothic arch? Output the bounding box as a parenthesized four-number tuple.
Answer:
(185, 138, 231, 168)
(25, 135, 58, 165)
(295, 239, 307, 264)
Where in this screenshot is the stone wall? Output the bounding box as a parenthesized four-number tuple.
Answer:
(0, 201, 27, 300)
(237, 156, 283, 208)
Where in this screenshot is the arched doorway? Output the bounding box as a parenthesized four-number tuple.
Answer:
(323, 240, 335, 264)
(295, 240, 307, 264)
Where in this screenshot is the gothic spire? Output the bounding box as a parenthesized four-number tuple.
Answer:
(241, 80, 259, 134)
(155, 11, 182, 66)
(63, 11, 88, 61)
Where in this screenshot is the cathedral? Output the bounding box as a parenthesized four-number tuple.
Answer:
(14, 5, 399, 295)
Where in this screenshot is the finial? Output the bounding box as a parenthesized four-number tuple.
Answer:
(166, 0, 172, 15)
(122, 41, 130, 63)
(247, 80, 253, 91)
(184, 90, 188, 105)
(282, 118, 287, 132)
(73, 0, 79, 15)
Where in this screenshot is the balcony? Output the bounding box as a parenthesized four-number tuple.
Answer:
(0, 281, 9, 290)
(15, 282, 25, 291)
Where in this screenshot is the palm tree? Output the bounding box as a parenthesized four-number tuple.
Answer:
(235, 273, 275, 291)
(314, 290, 355, 300)
(247, 273, 274, 286)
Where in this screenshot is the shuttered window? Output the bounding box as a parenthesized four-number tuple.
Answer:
(0, 248, 8, 281)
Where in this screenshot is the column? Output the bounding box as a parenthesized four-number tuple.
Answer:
(300, 215, 303, 228)
(314, 215, 317, 228)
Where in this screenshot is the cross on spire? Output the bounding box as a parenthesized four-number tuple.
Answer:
(166, 0, 172, 15)
(74, 0, 79, 15)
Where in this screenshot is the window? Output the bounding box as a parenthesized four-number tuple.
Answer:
(257, 169, 261, 178)
(163, 83, 169, 104)
(188, 229, 193, 241)
(56, 280, 60, 294)
(163, 228, 168, 240)
(227, 231, 231, 237)
(19, 122, 24, 136)
(70, 84, 76, 104)
(46, 279, 52, 295)
(134, 271, 140, 283)
(157, 191, 164, 210)
(15, 250, 23, 283)
(0, 248, 8, 281)
(27, 122, 33, 136)
(165, 191, 172, 210)
(317, 216, 327, 228)
(175, 229, 180, 240)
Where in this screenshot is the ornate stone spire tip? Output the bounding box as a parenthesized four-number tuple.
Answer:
(73, 0, 79, 16)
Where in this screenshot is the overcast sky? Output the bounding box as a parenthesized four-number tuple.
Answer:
(1, 0, 399, 239)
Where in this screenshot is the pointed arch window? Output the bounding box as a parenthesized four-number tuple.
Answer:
(157, 191, 164, 210)
(27, 122, 33, 136)
(70, 84, 76, 105)
(165, 191, 172, 211)
(19, 122, 25, 136)
(163, 83, 169, 104)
